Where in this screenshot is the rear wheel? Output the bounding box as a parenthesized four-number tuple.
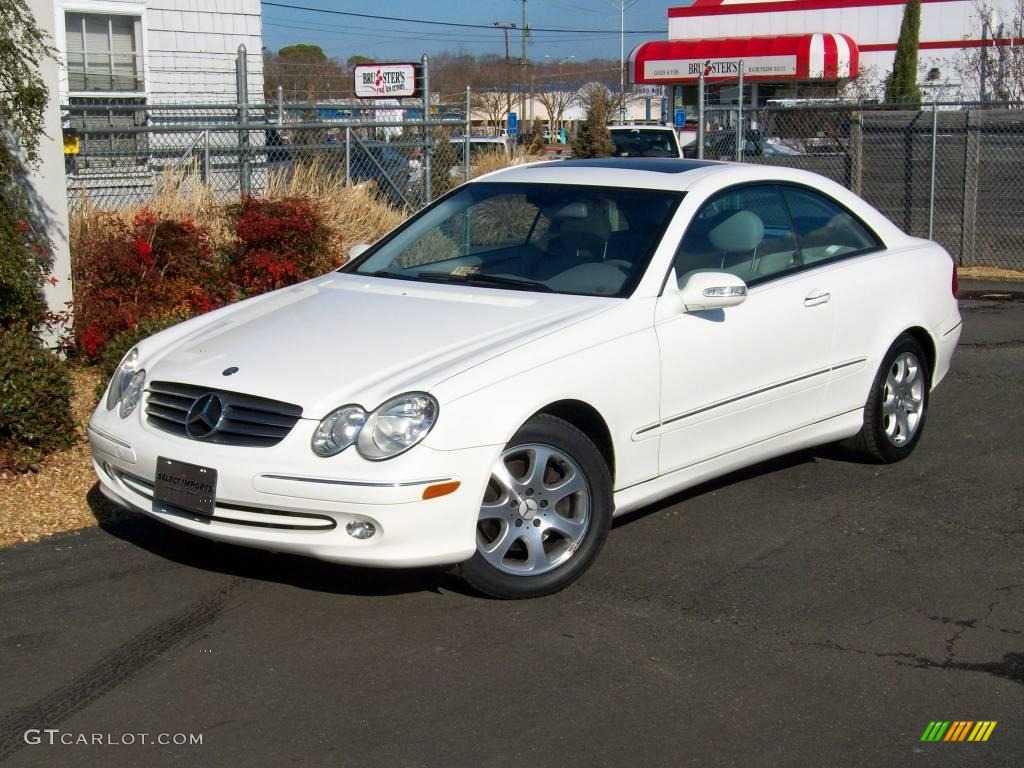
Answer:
(850, 334, 930, 463)
(459, 415, 612, 599)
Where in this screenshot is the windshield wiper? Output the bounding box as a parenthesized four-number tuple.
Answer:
(365, 269, 419, 281)
(416, 271, 555, 293)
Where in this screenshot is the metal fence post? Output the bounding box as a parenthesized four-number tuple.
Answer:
(277, 85, 284, 126)
(928, 98, 938, 240)
(421, 54, 432, 204)
(961, 109, 981, 265)
(236, 44, 251, 197)
(697, 71, 705, 160)
(201, 130, 210, 183)
(849, 111, 863, 194)
(345, 125, 351, 186)
(736, 61, 744, 162)
(465, 85, 472, 183)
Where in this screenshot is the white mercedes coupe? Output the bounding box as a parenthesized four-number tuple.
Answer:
(89, 159, 962, 598)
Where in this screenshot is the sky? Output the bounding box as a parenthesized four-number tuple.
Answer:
(260, 1, 673, 63)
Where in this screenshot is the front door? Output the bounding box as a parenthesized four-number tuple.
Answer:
(655, 184, 836, 475)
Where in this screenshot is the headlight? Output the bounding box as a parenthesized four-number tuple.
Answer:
(311, 405, 368, 457)
(310, 393, 438, 460)
(105, 348, 139, 410)
(118, 370, 146, 418)
(357, 392, 438, 461)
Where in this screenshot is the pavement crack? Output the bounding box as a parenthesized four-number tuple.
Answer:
(0, 578, 245, 762)
(811, 641, 1024, 688)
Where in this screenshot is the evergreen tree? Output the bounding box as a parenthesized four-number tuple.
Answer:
(886, 0, 922, 103)
(571, 86, 615, 158)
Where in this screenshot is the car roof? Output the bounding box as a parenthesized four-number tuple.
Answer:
(474, 158, 733, 191)
(607, 124, 676, 131)
(475, 158, 851, 194)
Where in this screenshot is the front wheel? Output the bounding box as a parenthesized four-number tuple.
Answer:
(849, 334, 931, 463)
(459, 415, 612, 599)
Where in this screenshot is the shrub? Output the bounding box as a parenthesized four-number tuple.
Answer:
(72, 208, 232, 361)
(227, 196, 337, 295)
(0, 329, 74, 471)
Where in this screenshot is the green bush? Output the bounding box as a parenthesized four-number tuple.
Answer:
(94, 315, 187, 401)
(0, 329, 74, 471)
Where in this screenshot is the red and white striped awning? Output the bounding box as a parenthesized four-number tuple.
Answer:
(630, 33, 859, 83)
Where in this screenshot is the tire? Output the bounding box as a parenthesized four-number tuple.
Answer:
(459, 414, 613, 599)
(849, 334, 931, 463)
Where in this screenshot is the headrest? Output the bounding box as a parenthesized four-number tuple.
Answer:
(553, 202, 590, 219)
(708, 210, 764, 253)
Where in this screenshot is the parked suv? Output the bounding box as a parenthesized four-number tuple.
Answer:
(608, 125, 683, 158)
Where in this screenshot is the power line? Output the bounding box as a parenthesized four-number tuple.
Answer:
(260, 1, 665, 34)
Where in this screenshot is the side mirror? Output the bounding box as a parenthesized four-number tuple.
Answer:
(348, 243, 371, 260)
(679, 272, 748, 312)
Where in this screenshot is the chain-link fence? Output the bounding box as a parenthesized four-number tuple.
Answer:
(63, 100, 472, 212)
(64, 90, 1024, 269)
(698, 102, 1024, 269)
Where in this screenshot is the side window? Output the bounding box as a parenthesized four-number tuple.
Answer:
(673, 185, 799, 286)
(781, 186, 881, 264)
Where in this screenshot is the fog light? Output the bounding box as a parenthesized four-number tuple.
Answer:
(346, 520, 376, 540)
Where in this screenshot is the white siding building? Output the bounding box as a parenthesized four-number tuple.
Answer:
(52, 0, 263, 106)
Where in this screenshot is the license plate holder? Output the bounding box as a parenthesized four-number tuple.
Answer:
(153, 457, 217, 516)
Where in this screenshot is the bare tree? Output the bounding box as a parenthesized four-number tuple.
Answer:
(473, 89, 512, 131)
(948, 0, 1024, 102)
(535, 85, 578, 135)
(575, 81, 633, 122)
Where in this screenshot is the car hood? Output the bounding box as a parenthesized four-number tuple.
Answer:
(146, 273, 616, 417)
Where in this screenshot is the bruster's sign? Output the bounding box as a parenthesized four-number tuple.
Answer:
(354, 63, 418, 98)
(643, 55, 796, 81)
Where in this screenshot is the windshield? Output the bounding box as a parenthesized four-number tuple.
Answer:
(610, 129, 679, 158)
(345, 182, 683, 297)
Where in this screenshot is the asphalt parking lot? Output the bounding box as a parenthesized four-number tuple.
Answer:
(1, 285, 1021, 768)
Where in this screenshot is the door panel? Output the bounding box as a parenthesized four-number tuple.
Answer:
(656, 275, 834, 475)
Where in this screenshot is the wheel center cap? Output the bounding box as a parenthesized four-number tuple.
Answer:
(517, 498, 539, 519)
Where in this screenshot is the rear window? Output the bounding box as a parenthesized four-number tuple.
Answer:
(609, 129, 679, 158)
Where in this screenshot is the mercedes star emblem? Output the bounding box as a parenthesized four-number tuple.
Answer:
(185, 393, 225, 439)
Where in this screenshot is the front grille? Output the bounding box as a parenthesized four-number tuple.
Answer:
(145, 381, 303, 447)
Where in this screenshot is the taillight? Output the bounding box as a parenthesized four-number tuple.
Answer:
(951, 263, 959, 299)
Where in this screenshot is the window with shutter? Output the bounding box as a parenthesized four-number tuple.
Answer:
(64, 12, 143, 93)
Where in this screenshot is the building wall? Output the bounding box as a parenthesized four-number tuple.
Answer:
(28, 0, 74, 343)
(53, 0, 264, 105)
(667, 0, 1020, 91)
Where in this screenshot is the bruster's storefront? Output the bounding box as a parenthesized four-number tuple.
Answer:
(631, 32, 861, 119)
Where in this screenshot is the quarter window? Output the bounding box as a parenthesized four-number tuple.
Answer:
(781, 186, 881, 264)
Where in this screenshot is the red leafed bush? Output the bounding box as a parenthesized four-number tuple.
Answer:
(228, 197, 337, 295)
(72, 208, 233, 361)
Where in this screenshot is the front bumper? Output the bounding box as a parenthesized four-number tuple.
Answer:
(88, 411, 499, 568)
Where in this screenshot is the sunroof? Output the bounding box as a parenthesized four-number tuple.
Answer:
(533, 158, 718, 174)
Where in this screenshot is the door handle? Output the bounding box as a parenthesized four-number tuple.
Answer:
(804, 290, 831, 307)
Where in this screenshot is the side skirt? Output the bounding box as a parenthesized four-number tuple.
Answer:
(612, 408, 864, 517)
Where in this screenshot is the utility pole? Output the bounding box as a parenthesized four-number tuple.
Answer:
(494, 21, 516, 130)
(520, 0, 529, 127)
(611, 0, 639, 123)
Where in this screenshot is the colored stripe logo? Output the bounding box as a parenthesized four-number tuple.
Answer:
(921, 721, 997, 742)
